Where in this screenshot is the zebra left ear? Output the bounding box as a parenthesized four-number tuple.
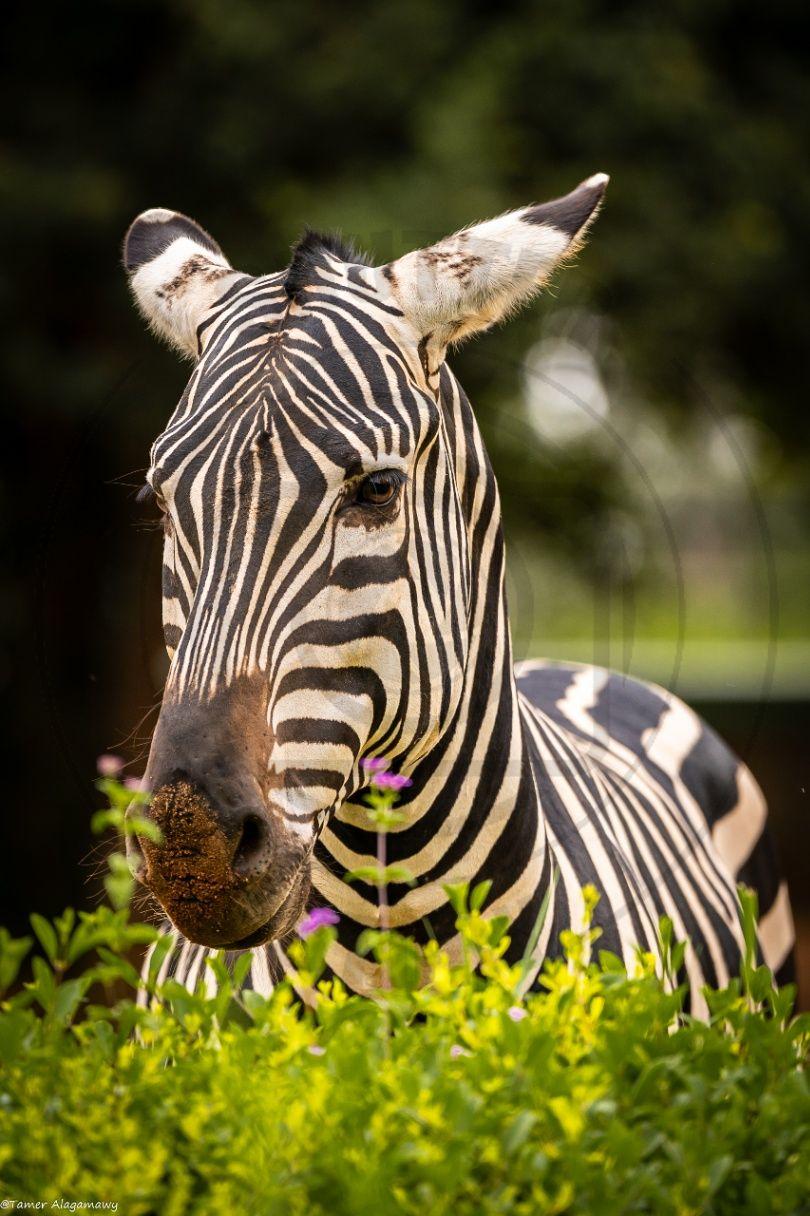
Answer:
(380, 173, 608, 370)
(123, 209, 245, 358)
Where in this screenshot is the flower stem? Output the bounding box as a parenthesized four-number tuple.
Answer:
(377, 828, 391, 988)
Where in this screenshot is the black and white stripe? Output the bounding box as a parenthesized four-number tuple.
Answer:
(125, 180, 794, 1015)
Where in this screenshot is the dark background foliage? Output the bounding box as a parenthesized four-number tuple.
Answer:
(1, 0, 807, 992)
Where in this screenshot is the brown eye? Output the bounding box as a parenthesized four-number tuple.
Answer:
(356, 471, 401, 507)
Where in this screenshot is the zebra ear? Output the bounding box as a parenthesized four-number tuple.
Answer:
(123, 209, 243, 358)
(380, 174, 608, 368)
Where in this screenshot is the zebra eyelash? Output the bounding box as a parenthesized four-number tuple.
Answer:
(351, 468, 408, 490)
(137, 480, 170, 513)
(136, 482, 156, 506)
(344, 468, 407, 511)
(135, 481, 172, 535)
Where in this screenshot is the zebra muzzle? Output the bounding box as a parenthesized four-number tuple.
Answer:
(132, 778, 310, 948)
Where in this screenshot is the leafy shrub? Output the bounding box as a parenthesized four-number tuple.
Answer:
(0, 779, 807, 1214)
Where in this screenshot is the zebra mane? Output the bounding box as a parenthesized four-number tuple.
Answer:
(284, 229, 370, 301)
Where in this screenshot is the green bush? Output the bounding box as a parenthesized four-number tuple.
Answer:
(0, 777, 807, 1214)
(0, 894, 806, 1215)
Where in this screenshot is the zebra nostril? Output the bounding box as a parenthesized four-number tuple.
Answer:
(232, 812, 270, 879)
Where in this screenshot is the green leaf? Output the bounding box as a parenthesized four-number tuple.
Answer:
(487, 915, 511, 946)
(53, 908, 76, 948)
(28, 955, 57, 1013)
(519, 881, 554, 983)
(91, 807, 124, 836)
(598, 950, 626, 974)
(243, 989, 270, 1020)
(299, 925, 337, 980)
(52, 977, 89, 1025)
(344, 864, 415, 887)
(502, 1110, 537, 1156)
(232, 952, 254, 992)
(356, 929, 384, 958)
(30, 913, 58, 964)
(469, 880, 492, 912)
(0, 1008, 33, 1062)
(443, 882, 469, 916)
(0, 929, 33, 994)
(707, 1154, 733, 1197)
(96, 947, 142, 989)
(125, 813, 163, 843)
(104, 852, 135, 910)
(146, 934, 175, 989)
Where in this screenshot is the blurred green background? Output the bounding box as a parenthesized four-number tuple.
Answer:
(1, 0, 807, 991)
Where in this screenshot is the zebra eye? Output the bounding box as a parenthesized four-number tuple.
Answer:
(356, 471, 401, 507)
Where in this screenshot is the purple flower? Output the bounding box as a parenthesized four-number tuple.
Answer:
(450, 1044, 469, 1059)
(361, 757, 389, 773)
(507, 1006, 527, 1022)
(297, 906, 340, 938)
(361, 757, 412, 789)
(97, 754, 124, 778)
(308, 1044, 326, 1057)
(124, 775, 148, 792)
(372, 772, 412, 791)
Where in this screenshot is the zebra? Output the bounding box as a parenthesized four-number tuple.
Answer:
(122, 175, 794, 1014)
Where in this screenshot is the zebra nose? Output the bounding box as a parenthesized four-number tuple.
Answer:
(131, 777, 296, 947)
(135, 777, 274, 884)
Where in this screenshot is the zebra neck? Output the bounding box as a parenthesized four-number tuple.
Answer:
(313, 456, 548, 953)
(408, 539, 551, 941)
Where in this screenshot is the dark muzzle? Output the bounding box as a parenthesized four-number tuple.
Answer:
(134, 778, 310, 947)
(130, 686, 311, 947)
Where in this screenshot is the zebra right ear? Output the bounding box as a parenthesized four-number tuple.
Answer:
(123, 209, 244, 358)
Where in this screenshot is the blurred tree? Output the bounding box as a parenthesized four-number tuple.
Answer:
(3, 0, 809, 442)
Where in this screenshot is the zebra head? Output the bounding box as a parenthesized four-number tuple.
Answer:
(123, 176, 607, 949)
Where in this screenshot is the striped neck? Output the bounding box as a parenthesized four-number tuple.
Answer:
(312, 368, 547, 987)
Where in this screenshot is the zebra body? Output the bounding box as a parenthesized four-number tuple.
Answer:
(124, 178, 794, 1015)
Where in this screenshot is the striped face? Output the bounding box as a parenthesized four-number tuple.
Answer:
(123, 178, 607, 948)
(150, 263, 471, 826)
